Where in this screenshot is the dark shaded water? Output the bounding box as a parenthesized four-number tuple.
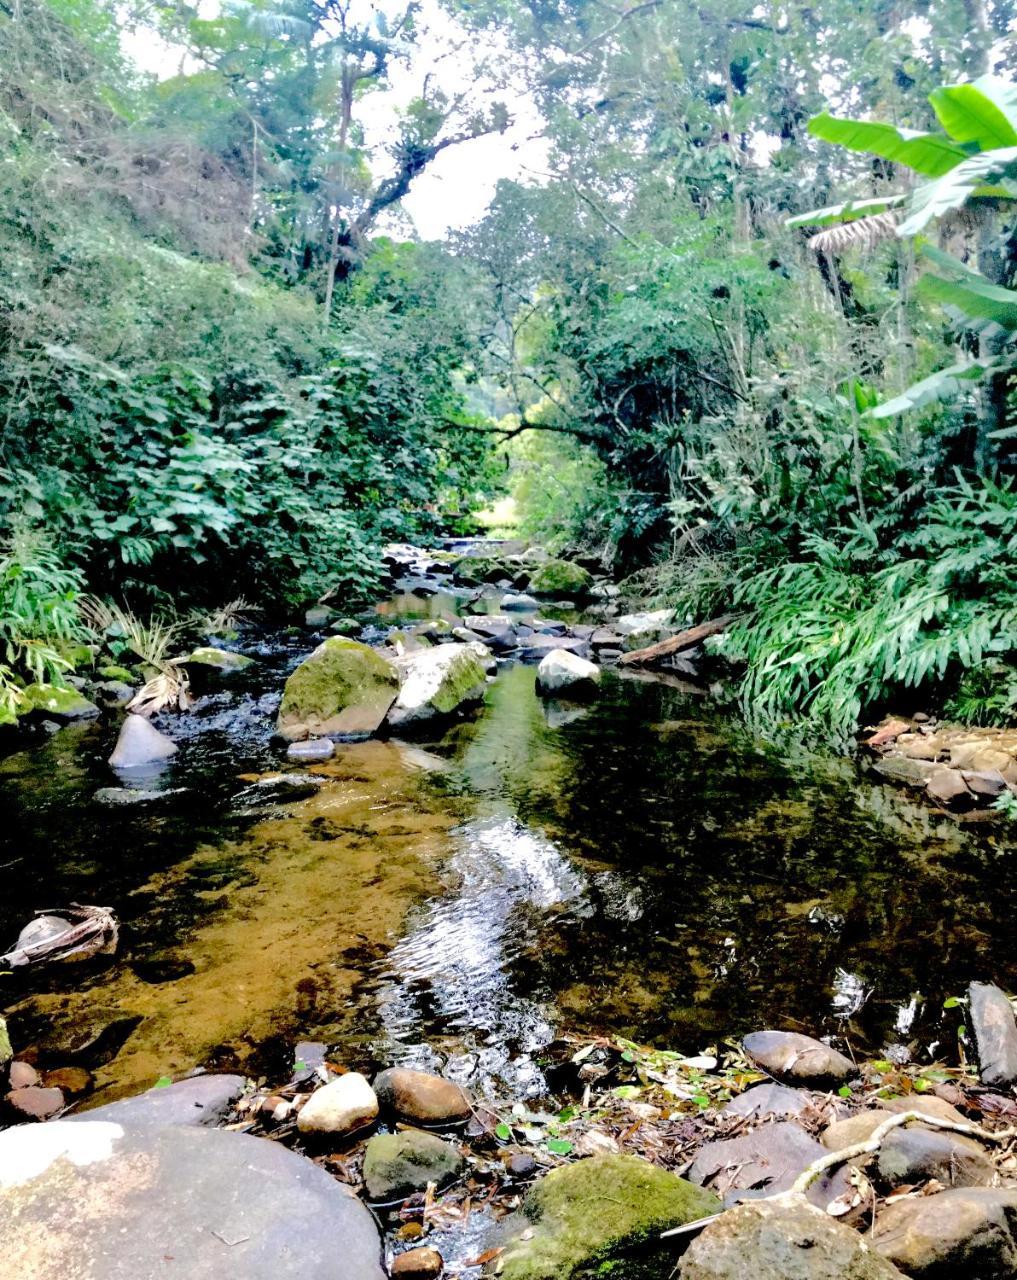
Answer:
(2, 597, 1015, 1107)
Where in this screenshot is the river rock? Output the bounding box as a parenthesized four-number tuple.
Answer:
(969, 981, 1017, 1087)
(90, 680, 135, 709)
(391, 1246, 444, 1278)
(878, 1125, 994, 1188)
(182, 646, 254, 672)
(296, 1072, 378, 1138)
(688, 1121, 851, 1209)
(926, 767, 973, 807)
(516, 634, 592, 663)
(0, 1120, 386, 1279)
(5, 1086, 64, 1121)
(527, 559, 593, 598)
(286, 737, 335, 762)
(362, 1129, 464, 1202)
(720, 1082, 814, 1121)
(71, 1074, 246, 1128)
(237, 773, 323, 805)
(679, 1196, 904, 1280)
(93, 785, 185, 806)
(373, 1067, 472, 1125)
(873, 1187, 1017, 1276)
(502, 593, 540, 611)
(41, 1067, 92, 1098)
(305, 605, 335, 627)
(277, 637, 398, 741)
(108, 714, 178, 768)
(822, 1109, 893, 1153)
(495, 1154, 721, 1280)
(873, 757, 938, 787)
(0, 1016, 11, 1075)
(8, 1062, 40, 1090)
(535, 649, 601, 697)
(881, 1094, 967, 1125)
(387, 644, 487, 728)
(615, 608, 675, 636)
(742, 1030, 854, 1086)
(19, 683, 99, 722)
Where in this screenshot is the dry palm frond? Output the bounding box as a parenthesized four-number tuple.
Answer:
(194, 597, 259, 634)
(80, 596, 192, 715)
(810, 212, 898, 256)
(128, 668, 193, 717)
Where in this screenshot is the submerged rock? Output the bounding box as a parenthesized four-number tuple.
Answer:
(108, 714, 178, 768)
(872, 1187, 1017, 1276)
(0, 1121, 386, 1280)
(391, 1246, 444, 1278)
(277, 637, 398, 741)
(535, 649, 601, 697)
(969, 981, 1017, 1087)
(296, 1072, 379, 1139)
(495, 1153, 721, 1280)
(373, 1067, 472, 1126)
(680, 1196, 904, 1280)
(4, 1085, 64, 1121)
(93, 786, 185, 806)
(742, 1030, 854, 1087)
(363, 1129, 464, 1202)
(387, 644, 487, 728)
(286, 738, 335, 762)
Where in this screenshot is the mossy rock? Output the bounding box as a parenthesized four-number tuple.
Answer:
(452, 556, 514, 586)
(496, 1155, 721, 1280)
(329, 617, 363, 637)
(19, 683, 100, 722)
(528, 560, 593, 599)
(0, 1015, 12, 1070)
(97, 664, 135, 683)
(363, 1129, 465, 1202)
(278, 637, 398, 742)
(387, 644, 488, 728)
(182, 647, 254, 672)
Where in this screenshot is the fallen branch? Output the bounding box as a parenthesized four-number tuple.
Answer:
(618, 616, 736, 667)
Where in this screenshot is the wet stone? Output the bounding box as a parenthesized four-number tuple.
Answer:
(688, 1121, 852, 1209)
(108, 714, 178, 768)
(969, 981, 1017, 1088)
(70, 1073, 245, 1128)
(362, 1128, 464, 1203)
(41, 1067, 92, 1098)
(373, 1067, 472, 1126)
(287, 737, 335, 762)
(5, 1085, 64, 1121)
(8, 1062, 40, 1090)
(391, 1247, 444, 1278)
(742, 1030, 854, 1087)
(296, 1072, 379, 1139)
(720, 1082, 814, 1121)
(873, 1187, 1017, 1277)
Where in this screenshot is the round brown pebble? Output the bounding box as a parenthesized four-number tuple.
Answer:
(391, 1247, 443, 1278)
(8, 1061, 40, 1090)
(5, 1085, 64, 1121)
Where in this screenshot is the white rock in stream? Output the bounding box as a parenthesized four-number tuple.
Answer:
(297, 1072, 378, 1137)
(108, 715, 178, 769)
(387, 644, 488, 727)
(536, 649, 601, 696)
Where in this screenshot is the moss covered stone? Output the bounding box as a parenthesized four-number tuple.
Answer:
(497, 1155, 721, 1280)
(278, 637, 398, 741)
(363, 1129, 465, 1203)
(387, 644, 488, 728)
(20, 683, 99, 722)
(183, 647, 254, 672)
(97, 664, 135, 683)
(528, 560, 593, 598)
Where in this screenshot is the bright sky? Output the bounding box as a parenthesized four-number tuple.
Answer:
(121, 0, 548, 240)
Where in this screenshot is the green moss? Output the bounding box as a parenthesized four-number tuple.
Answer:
(362, 1129, 465, 1201)
(20, 683, 99, 721)
(430, 650, 487, 713)
(329, 617, 363, 636)
(278, 637, 398, 740)
(0, 1015, 11, 1069)
(183, 647, 254, 671)
(499, 1155, 721, 1280)
(529, 560, 593, 598)
(97, 664, 136, 682)
(452, 555, 514, 585)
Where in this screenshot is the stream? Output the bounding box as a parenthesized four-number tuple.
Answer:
(2, 572, 1016, 1111)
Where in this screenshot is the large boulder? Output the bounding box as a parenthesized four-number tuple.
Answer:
(494, 1154, 721, 1279)
(872, 1187, 1017, 1277)
(108, 714, 178, 768)
(386, 644, 487, 728)
(362, 1129, 464, 1202)
(742, 1030, 854, 1087)
(527, 559, 593, 598)
(0, 1120, 386, 1279)
(277, 637, 398, 741)
(69, 1075, 246, 1129)
(181, 647, 253, 672)
(535, 649, 601, 697)
(20, 683, 99, 723)
(680, 1196, 904, 1279)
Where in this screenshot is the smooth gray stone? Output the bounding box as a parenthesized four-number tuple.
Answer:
(969, 982, 1017, 1087)
(0, 1121, 385, 1279)
(70, 1074, 246, 1128)
(720, 1082, 814, 1121)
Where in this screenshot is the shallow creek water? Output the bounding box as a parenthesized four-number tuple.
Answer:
(2, 591, 1016, 1109)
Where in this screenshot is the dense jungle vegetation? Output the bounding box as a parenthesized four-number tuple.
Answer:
(0, 0, 1014, 737)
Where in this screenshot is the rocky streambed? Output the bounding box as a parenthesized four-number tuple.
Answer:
(2, 539, 1017, 1277)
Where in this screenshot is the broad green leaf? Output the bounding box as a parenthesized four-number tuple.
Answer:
(546, 1138, 573, 1155)
(494, 1122, 512, 1141)
(930, 77, 1017, 151)
(786, 194, 906, 229)
(898, 147, 1017, 235)
(917, 272, 1017, 331)
(867, 358, 1001, 418)
(807, 113, 968, 176)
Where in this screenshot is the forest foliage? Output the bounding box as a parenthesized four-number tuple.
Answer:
(0, 0, 1014, 735)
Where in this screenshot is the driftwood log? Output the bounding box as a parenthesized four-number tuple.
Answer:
(618, 615, 736, 667)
